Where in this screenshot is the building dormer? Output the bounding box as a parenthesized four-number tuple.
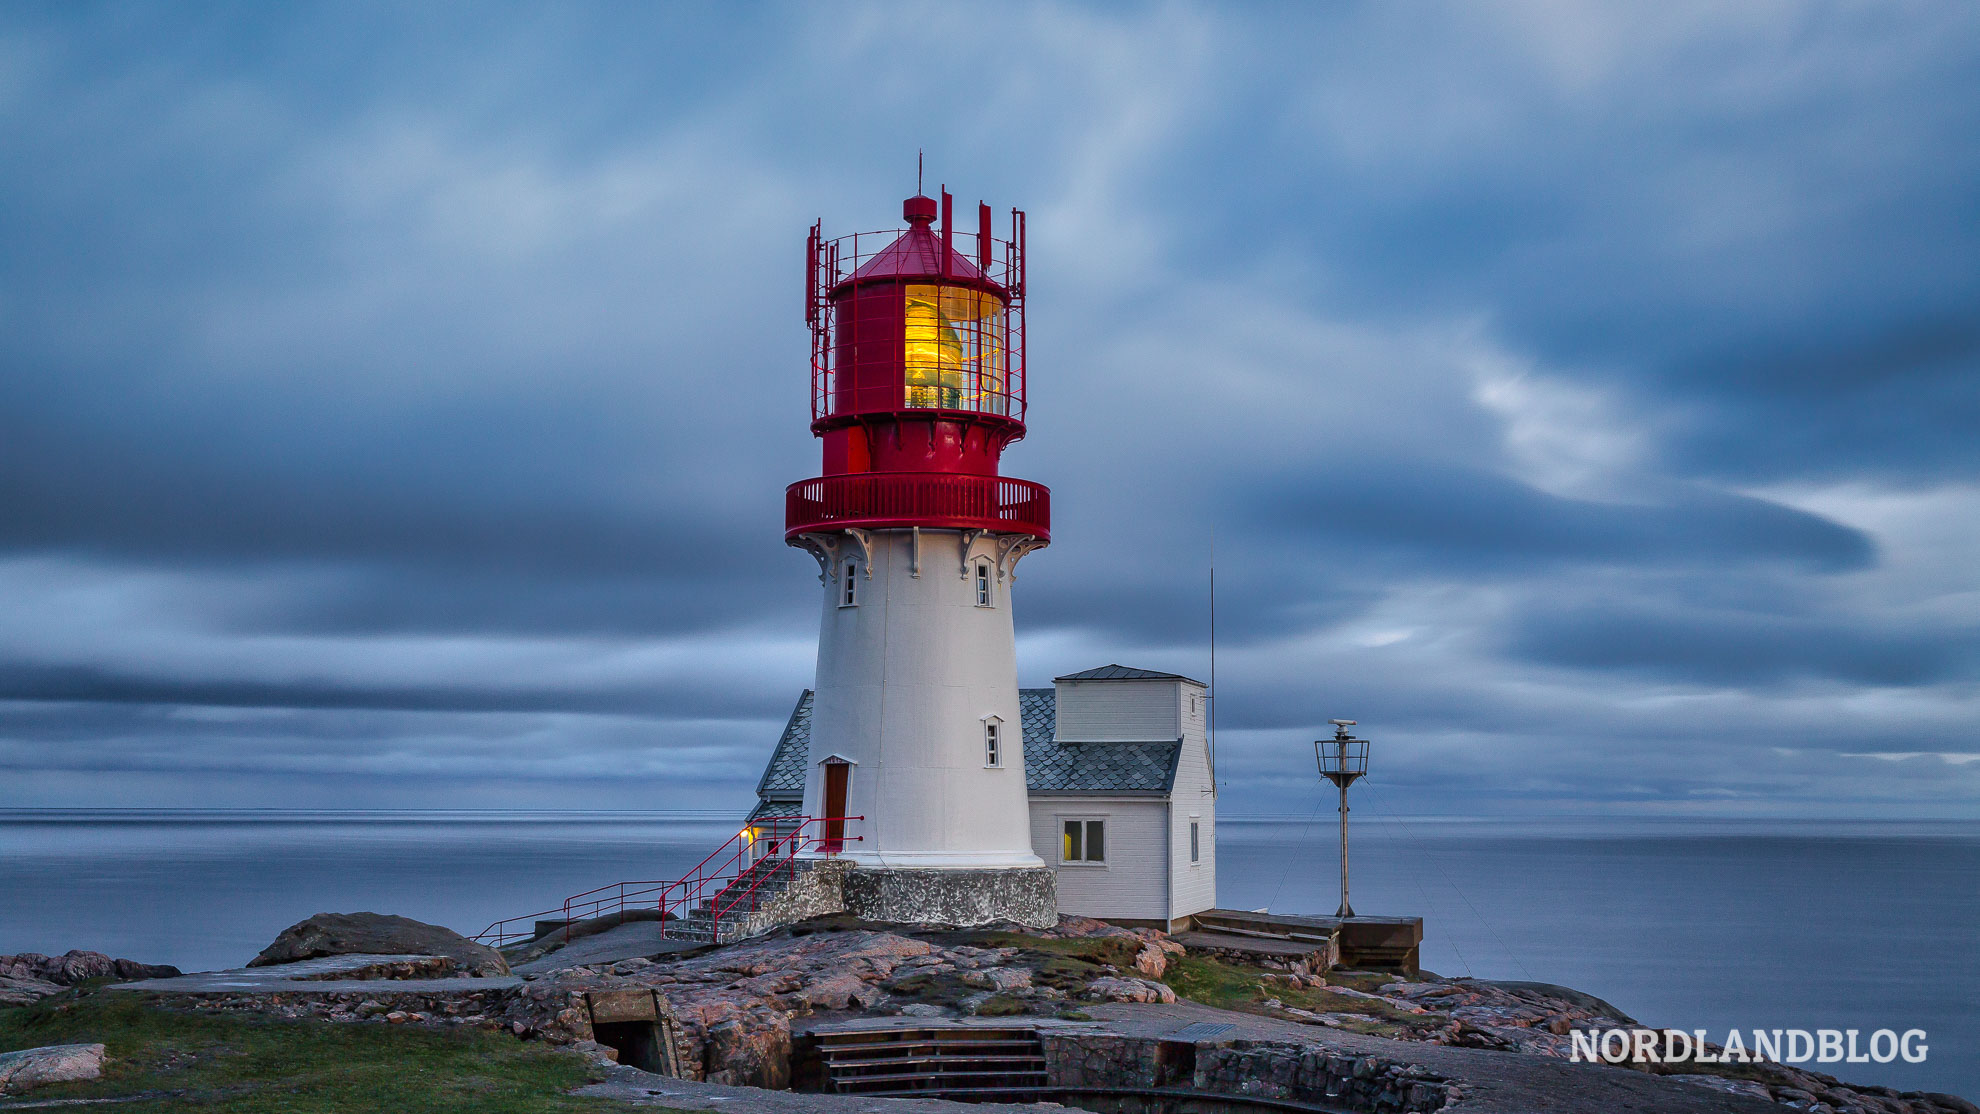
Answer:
(1052, 664, 1206, 743)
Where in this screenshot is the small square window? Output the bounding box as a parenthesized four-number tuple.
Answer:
(1062, 818, 1105, 863)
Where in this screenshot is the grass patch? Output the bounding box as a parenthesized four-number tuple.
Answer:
(973, 995, 1030, 1018)
(1158, 956, 1440, 1039)
(1158, 954, 1268, 1012)
(1269, 983, 1441, 1033)
(1326, 968, 1434, 993)
(977, 933, 1142, 971)
(881, 971, 975, 1006)
(0, 988, 665, 1113)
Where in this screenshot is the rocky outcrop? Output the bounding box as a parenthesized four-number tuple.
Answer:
(249, 913, 508, 976)
(0, 1043, 106, 1094)
(0, 951, 182, 1006)
(1084, 976, 1176, 1003)
(1367, 977, 1966, 1114)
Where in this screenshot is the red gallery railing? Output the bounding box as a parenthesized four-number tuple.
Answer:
(471, 816, 862, 948)
(785, 472, 1050, 540)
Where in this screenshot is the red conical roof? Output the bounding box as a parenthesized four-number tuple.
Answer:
(841, 195, 992, 287)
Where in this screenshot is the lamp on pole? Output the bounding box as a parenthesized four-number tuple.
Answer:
(1314, 720, 1369, 918)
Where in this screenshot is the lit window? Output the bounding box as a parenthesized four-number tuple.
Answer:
(974, 561, 992, 606)
(1062, 818, 1106, 864)
(984, 720, 1000, 767)
(904, 284, 1006, 413)
(1190, 820, 1200, 863)
(841, 562, 858, 606)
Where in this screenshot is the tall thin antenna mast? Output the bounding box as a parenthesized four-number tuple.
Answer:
(918, 150, 923, 195)
(1208, 559, 1217, 796)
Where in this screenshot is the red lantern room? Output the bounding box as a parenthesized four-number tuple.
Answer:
(786, 189, 1050, 542)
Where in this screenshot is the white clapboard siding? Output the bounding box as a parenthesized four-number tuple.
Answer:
(1029, 798, 1169, 921)
(1168, 679, 1217, 920)
(1053, 680, 1180, 742)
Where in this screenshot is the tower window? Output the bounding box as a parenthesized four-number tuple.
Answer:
(841, 562, 858, 606)
(984, 720, 1000, 767)
(1190, 819, 1201, 864)
(974, 561, 992, 607)
(1062, 818, 1106, 864)
(904, 285, 1007, 414)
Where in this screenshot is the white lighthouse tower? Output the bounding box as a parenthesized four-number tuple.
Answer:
(785, 188, 1056, 926)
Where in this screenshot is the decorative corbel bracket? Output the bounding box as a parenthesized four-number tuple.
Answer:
(842, 528, 875, 578)
(790, 533, 841, 583)
(995, 535, 1047, 582)
(957, 529, 986, 579)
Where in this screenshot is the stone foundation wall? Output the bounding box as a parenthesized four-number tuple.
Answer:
(1039, 1033, 1165, 1089)
(841, 866, 1056, 929)
(720, 860, 853, 942)
(1195, 1041, 1453, 1112)
(1040, 1033, 1454, 1113)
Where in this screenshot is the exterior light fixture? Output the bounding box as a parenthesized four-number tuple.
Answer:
(1315, 719, 1369, 918)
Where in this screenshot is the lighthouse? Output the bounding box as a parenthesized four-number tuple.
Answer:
(785, 188, 1056, 927)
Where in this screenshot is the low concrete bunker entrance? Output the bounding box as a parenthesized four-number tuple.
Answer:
(584, 989, 681, 1077)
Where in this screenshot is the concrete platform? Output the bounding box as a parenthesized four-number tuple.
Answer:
(511, 920, 704, 975)
(1080, 1000, 1779, 1114)
(109, 954, 521, 995)
(1183, 909, 1424, 969)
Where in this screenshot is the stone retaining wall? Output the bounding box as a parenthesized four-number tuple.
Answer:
(1040, 1032, 1454, 1112)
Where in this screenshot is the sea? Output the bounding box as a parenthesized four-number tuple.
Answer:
(1, 810, 1974, 1097)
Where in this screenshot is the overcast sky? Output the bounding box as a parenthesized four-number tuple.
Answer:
(2, 2, 1976, 818)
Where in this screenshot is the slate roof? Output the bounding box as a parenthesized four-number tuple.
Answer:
(1019, 687, 1181, 796)
(1055, 664, 1206, 685)
(746, 798, 802, 823)
(753, 686, 1182, 804)
(754, 691, 813, 799)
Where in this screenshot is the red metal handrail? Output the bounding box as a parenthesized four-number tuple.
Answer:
(786, 472, 1050, 541)
(470, 816, 861, 947)
(704, 820, 867, 930)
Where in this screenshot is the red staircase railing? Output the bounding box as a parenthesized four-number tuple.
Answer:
(471, 816, 861, 948)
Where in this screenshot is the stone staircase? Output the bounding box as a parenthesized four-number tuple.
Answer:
(809, 1026, 1048, 1096)
(671, 855, 802, 944)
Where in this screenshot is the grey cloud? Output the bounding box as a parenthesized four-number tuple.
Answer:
(1241, 457, 1874, 575)
(0, 2, 1976, 815)
(1505, 600, 1975, 687)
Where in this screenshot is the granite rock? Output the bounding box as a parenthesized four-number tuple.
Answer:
(1083, 976, 1176, 1004)
(0, 1043, 106, 1093)
(248, 912, 508, 976)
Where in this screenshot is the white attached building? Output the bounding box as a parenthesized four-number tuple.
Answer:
(751, 664, 1216, 929)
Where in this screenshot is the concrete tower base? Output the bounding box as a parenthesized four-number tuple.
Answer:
(841, 865, 1057, 930)
(704, 860, 1058, 943)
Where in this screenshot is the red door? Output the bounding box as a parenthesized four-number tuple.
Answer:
(822, 762, 849, 853)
